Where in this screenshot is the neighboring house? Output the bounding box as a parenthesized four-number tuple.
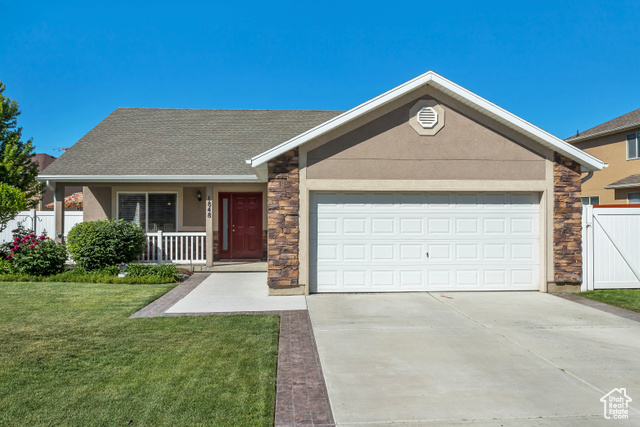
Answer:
(38, 71, 604, 294)
(566, 108, 640, 205)
(33, 153, 82, 210)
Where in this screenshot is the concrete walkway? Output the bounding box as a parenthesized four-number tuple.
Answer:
(165, 272, 307, 313)
(307, 292, 640, 426)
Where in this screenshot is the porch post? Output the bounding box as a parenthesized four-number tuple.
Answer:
(205, 184, 214, 266)
(54, 183, 65, 242)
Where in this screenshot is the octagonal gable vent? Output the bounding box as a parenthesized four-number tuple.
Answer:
(417, 107, 438, 128)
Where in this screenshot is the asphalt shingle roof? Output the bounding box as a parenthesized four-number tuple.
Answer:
(41, 108, 343, 176)
(566, 107, 640, 142)
(605, 174, 640, 189)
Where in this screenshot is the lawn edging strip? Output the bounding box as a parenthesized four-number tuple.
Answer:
(552, 292, 640, 323)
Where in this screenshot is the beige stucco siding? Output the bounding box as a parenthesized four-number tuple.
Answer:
(183, 186, 206, 227)
(83, 186, 111, 222)
(307, 94, 547, 181)
(575, 127, 640, 204)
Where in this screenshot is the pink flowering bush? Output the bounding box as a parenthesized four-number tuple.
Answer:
(2, 226, 67, 276)
(7, 233, 48, 259)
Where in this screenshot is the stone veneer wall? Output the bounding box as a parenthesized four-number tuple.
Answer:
(267, 149, 300, 288)
(553, 153, 582, 284)
(262, 230, 268, 260)
(212, 231, 218, 261)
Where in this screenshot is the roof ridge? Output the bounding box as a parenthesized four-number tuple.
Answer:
(114, 107, 345, 112)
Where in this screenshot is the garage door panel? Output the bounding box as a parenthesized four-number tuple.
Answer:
(483, 218, 507, 234)
(427, 218, 452, 234)
(310, 192, 540, 292)
(371, 218, 395, 234)
(400, 218, 424, 234)
(401, 244, 425, 260)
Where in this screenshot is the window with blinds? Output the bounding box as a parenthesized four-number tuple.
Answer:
(118, 193, 146, 228)
(117, 193, 177, 232)
(148, 194, 176, 232)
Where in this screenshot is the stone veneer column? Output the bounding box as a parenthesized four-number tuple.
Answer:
(553, 152, 582, 285)
(267, 149, 300, 292)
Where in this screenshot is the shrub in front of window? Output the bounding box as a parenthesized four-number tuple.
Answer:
(67, 220, 146, 271)
(10, 237, 67, 276)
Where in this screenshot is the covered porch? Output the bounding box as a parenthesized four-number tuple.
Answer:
(43, 178, 268, 267)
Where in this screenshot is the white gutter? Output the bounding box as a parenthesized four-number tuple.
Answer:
(37, 174, 263, 183)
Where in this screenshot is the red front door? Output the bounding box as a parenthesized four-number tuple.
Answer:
(218, 192, 262, 259)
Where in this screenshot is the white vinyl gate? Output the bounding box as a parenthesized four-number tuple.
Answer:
(582, 205, 640, 291)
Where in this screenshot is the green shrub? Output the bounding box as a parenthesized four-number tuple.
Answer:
(0, 272, 178, 284)
(124, 263, 178, 280)
(12, 239, 67, 276)
(0, 259, 14, 274)
(67, 220, 146, 271)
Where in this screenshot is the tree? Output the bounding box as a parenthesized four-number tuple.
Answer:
(0, 182, 27, 232)
(0, 81, 42, 208)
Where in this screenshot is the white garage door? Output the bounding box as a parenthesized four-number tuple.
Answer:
(310, 192, 540, 292)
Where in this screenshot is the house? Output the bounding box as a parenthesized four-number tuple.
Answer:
(34, 153, 82, 210)
(566, 108, 640, 205)
(38, 71, 604, 294)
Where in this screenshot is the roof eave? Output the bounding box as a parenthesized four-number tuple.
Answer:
(604, 182, 640, 190)
(566, 122, 640, 144)
(37, 174, 265, 183)
(249, 71, 605, 172)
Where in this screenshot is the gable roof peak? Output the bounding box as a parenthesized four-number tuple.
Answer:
(249, 71, 604, 172)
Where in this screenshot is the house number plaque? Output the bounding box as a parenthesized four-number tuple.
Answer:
(207, 196, 212, 218)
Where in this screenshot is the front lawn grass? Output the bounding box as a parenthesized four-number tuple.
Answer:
(578, 289, 640, 313)
(0, 281, 279, 426)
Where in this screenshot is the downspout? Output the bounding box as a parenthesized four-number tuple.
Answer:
(581, 163, 608, 184)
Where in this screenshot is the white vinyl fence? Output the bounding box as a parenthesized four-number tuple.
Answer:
(1, 210, 84, 244)
(582, 205, 640, 291)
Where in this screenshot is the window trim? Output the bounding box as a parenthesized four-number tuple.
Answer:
(627, 133, 640, 160)
(116, 191, 179, 232)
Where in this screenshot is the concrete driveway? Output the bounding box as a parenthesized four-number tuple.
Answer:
(307, 292, 640, 426)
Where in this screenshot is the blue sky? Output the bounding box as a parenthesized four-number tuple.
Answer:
(2, 0, 639, 156)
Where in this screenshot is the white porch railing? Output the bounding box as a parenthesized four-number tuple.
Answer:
(140, 231, 207, 264)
